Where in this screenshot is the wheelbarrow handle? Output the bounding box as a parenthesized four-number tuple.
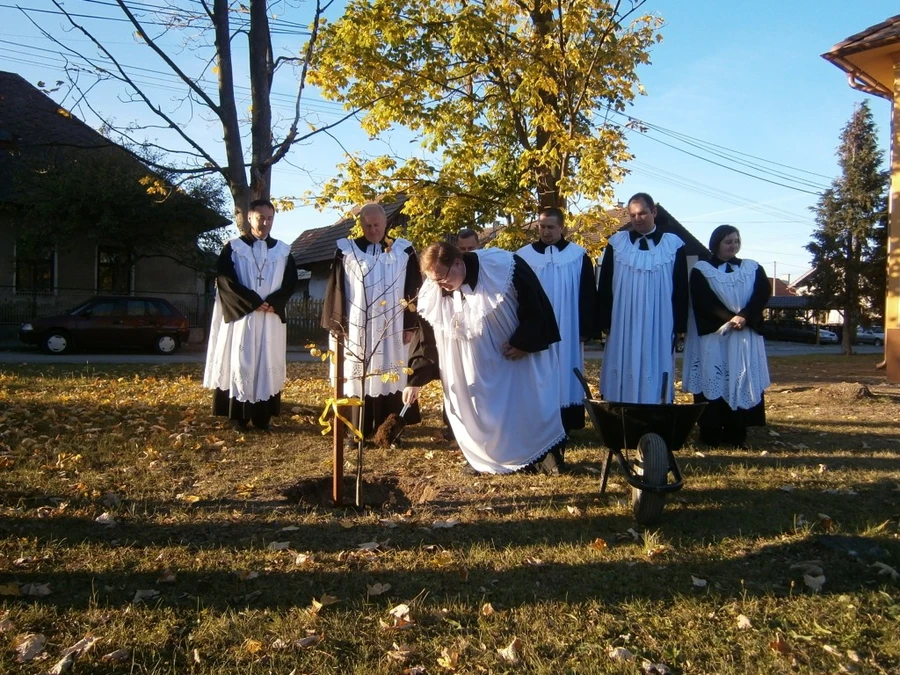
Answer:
(573, 368, 593, 399)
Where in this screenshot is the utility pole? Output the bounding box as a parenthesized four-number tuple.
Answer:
(772, 261, 777, 295)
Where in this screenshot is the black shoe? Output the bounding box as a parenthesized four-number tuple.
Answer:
(255, 423, 272, 433)
(460, 464, 480, 476)
(538, 450, 564, 476)
(230, 419, 248, 432)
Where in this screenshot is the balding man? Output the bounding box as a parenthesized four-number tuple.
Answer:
(321, 203, 422, 441)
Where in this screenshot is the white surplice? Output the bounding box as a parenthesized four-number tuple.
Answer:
(515, 242, 586, 410)
(682, 259, 770, 410)
(203, 237, 290, 403)
(333, 237, 412, 398)
(600, 230, 683, 404)
(417, 249, 566, 474)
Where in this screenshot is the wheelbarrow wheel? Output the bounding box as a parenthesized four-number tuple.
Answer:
(631, 432, 668, 525)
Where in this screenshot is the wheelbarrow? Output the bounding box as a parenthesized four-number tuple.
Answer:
(574, 368, 706, 525)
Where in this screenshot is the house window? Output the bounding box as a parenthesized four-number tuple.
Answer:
(97, 246, 131, 293)
(15, 245, 55, 293)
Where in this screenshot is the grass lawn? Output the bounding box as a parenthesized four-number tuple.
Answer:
(1, 354, 898, 674)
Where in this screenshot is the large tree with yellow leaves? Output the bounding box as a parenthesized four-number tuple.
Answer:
(310, 0, 661, 251)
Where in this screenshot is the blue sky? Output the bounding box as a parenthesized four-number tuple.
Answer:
(1, 1, 896, 282)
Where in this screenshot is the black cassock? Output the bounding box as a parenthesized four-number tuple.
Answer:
(321, 236, 423, 438)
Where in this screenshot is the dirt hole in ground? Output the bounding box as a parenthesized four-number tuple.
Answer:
(281, 476, 411, 510)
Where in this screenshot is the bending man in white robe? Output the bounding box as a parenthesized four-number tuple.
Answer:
(204, 199, 297, 431)
(517, 207, 596, 432)
(596, 192, 688, 404)
(404, 242, 567, 475)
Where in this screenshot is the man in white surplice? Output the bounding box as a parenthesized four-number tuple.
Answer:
(517, 207, 596, 433)
(321, 203, 422, 440)
(204, 199, 297, 431)
(596, 193, 689, 404)
(403, 242, 567, 475)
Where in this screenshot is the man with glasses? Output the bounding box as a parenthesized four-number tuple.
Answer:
(403, 241, 566, 475)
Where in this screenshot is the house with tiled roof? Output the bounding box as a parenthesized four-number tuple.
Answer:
(0, 71, 229, 329)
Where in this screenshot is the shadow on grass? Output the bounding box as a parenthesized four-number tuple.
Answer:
(2, 530, 896, 612)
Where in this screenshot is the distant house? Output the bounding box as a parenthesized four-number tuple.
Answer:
(0, 71, 229, 329)
(290, 198, 409, 300)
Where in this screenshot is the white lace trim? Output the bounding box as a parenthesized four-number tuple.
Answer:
(608, 230, 684, 272)
(418, 248, 515, 341)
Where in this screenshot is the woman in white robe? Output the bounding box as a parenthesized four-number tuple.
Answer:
(682, 225, 771, 447)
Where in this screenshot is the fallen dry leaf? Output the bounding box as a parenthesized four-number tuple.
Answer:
(15, 633, 46, 662)
(20, 582, 51, 597)
(237, 570, 259, 581)
(95, 512, 117, 526)
(804, 573, 826, 593)
(736, 614, 753, 630)
(367, 582, 391, 597)
(389, 603, 411, 620)
(157, 569, 176, 584)
(244, 639, 263, 654)
(691, 576, 708, 588)
(0, 613, 14, 633)
(295, 553, 311, 566)
(310, 593, 340, 614)
(524, 556, 544, 566)
(45, 652, 76, 675)
(642, 660, 673, 674)
(60, 635, 99, 659)
(267, 541, 290, 551)
(132, 589, 160, 604)
(437, 645, 459, 669)
(566, 505, 583, 517)
(871, 562, 899, 581)
(387, 642, 414, 663)
(101, 648, 131, 662)
(769, 633, 791, 656)
(608, 646, 634, 662)
(432, 518, 460, 529)
(498, 637, 522, 665)
(647, 544, 671, 558)
(481, 603, 495, 616)
(296, 633, 322, 648)
(590, 538, 608, 551)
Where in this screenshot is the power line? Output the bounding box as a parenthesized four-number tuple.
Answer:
(611, 109, 833, 182)
(611, 117, 825, 196)
(628, 160, 813, 225)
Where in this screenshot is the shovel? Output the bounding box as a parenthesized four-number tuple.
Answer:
(373, 403, 411, 448)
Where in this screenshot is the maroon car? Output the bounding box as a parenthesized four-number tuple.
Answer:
(19, 296, 191, 355)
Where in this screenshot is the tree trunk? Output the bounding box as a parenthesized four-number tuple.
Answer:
(212, 0, 250, 233)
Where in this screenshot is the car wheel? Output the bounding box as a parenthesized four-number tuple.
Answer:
(874, 338, 883, 347)
(154, 335, 179, 355)
(42, 330, 72, 355)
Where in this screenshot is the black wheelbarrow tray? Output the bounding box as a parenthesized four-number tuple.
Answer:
(574, 368, 706, 525)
